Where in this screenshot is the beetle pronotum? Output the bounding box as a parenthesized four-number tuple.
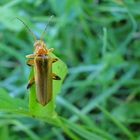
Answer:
(17, 18, 61, 106)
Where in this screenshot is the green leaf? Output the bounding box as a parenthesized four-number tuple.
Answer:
(0, 126, 9, 140)
(29, 53, 68, 119)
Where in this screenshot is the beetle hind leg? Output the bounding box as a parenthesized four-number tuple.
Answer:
(52, 73, 61, 80)
(27, 77, 35, 89)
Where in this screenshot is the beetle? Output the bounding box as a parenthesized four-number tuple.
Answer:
(17, 18, 61, 106)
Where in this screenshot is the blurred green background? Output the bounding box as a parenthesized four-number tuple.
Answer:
(0, 0, 140, 140)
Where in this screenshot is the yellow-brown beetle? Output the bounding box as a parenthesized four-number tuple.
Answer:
(17, 18, 61, 106)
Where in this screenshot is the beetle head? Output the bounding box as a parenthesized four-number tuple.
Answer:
(34, 40, 48, 55)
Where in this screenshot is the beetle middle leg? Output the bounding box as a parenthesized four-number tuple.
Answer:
(27, 76, 35, 89)
(26, 59, 34, 66)
(52, 58, 58, 63)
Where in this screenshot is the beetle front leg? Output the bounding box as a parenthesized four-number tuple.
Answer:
(48, 48, 54, 53)
(52, 73, 61, 80)
(27, 76, 35, 89)
(26, 54, 35, 58)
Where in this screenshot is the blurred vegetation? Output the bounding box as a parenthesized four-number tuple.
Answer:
(0, 0, 140, 139)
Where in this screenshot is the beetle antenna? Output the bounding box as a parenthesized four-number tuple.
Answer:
(40, 16, 53, 41)
(16, 17, 37, 41)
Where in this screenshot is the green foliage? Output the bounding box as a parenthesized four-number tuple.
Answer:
(0, 0, 140, 140)
(0, 88, 28, 114)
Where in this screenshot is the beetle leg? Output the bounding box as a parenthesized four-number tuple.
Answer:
(27, 77, 35, 89)
(52, 73, 61, 80)
(48, 48, 54, 53)
(26, 54, 35, 58)
(52, 58, 58, 63)
(26, 59, 34, 66)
